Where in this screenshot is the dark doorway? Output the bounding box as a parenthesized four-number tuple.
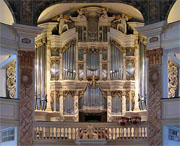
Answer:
(79, 112, 107, 122)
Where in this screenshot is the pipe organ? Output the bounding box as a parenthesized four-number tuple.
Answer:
(35, 6, 147, 122)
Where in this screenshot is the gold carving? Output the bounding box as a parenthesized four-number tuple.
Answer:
(87, 75, 99, 88)
(60, 39, 76, 54)
(168, 61, 178, 98)
(35, 38, 46, 48)
(110, 39, 125, 53)
(6, 62, 16, 98)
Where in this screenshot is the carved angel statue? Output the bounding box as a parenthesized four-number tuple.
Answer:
(77, 8, 86, 19)
(113, 14, 129, 34)
(100, 8, 108, 18)
(88, 75, 99, 88)
(57, 14, 71, 35)
(81, 125, 98, 139)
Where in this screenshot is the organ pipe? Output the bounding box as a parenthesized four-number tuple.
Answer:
(110, 44, 123, 80)
(79, 87, 107, 110)
(62, 44, 76, 80)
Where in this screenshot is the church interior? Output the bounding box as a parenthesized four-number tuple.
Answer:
(0, 0, 180, 146)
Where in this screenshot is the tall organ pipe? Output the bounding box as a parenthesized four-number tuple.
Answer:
(110, 44, 123, 80)
(62, 44, 76, 80)
(79, 87, 107, 109)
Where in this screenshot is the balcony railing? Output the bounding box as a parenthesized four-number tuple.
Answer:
(34, 122, 147, 141)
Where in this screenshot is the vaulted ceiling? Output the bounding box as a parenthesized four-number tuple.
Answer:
(5, 0, 176, 26)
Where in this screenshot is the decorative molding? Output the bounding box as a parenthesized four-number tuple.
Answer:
(110, 39, 125, 53)
(35, 38, 46, 48)
(146, 48, 163, 65)
(18, 50, 35, 67)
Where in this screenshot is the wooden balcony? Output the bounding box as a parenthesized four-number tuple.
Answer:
(34, 121, 148, 146)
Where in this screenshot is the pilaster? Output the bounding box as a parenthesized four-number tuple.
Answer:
(136, 21, 164, 146)
(74, 95, 79, 122)
(59, 91, 64, 118)
(122, 91, 126, 115)
(134, 45, 140, 111)
(13, 24, 42, 146)
(46, 41, 51, 111)
(107, 91, 112, 122)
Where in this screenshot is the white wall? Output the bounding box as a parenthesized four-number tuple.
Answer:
(0, 0, 14, 25)
(0, 127, 17, 146)
(163, 126, 180, 146)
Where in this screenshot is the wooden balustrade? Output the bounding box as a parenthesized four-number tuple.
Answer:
(34, 122, 147, 140)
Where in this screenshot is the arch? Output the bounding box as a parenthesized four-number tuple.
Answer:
(166, 0, 180, 23)
(33, 1, 146, 25)
(0, 0, 15, 24)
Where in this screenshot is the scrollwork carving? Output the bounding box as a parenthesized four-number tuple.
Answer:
(35, 38, 46, 48)
(110, 39, 125, 53)
(168, 61, 178, 98)
(6, 62, 16, 98)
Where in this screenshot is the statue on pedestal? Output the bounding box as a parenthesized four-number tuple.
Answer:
(57, 14, 71, 35)
(113, 14, 129, 34)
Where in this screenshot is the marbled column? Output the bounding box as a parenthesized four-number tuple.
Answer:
(18, 50, 35, 146)
(74, 95, 79, 122)
(59, 91, 64, 119)
(46, 41, 51, 111)
(107, 92, 112, 122)
(134, 46, 140, 111)
(146, 48, 163, 146)
(13, 24, 42, 146)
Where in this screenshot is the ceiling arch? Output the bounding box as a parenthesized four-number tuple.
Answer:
(0, 0, 15, 25)
(167, 0, 180, 23)
(37, 3, 144, 24)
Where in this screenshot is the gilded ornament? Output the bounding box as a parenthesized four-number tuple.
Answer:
(168, 61, 178, 98)
(6, 62, 16, 98)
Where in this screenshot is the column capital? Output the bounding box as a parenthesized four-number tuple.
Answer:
(136, 21, 165, 50)
(13, 24, 43, 51)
